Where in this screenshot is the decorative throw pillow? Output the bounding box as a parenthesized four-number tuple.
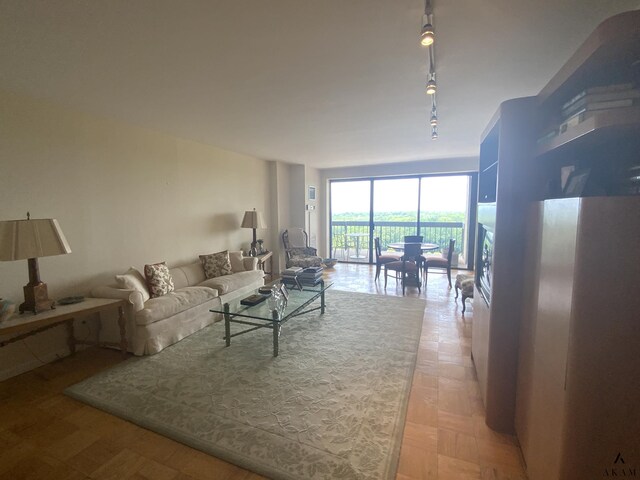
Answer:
(144, 262, 175, 298)
(115, 267, 151, 303)
(199, 250, 232, 279)
(228, 251, 245, 273)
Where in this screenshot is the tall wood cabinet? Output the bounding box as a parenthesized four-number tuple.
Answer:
(472, 10, 640, 477)
(517, 197, 640, 479)
(472, 97, 537, 433)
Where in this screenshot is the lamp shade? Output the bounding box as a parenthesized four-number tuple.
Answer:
(241, 210, 266, 230)
(0, 218, 71, 261)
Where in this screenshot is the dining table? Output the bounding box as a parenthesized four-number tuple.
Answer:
(388, 242, 439, 252)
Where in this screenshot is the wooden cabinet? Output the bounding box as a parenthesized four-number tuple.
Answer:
(472, 98, 537, 433)
(517, 197, 640, 479)
(473, 10, 640, 469)
(509, 10, 640, 480)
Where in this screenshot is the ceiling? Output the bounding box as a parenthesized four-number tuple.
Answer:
(0, 1, 638, 169)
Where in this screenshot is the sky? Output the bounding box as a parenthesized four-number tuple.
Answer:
(331, 176, 470, 214)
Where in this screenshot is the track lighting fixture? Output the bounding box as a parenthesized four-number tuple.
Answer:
(420, 23, 435, 46)
(430, 110, 438, 126)
(420, 0, 435, 47)
(426, 79, 437, 95)
(421, 0, 439, 138)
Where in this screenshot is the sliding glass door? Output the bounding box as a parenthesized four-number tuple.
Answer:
(329, 181, 371, 263)
(329, 173, 475, 268)
(420, 176, 470, 268)
(373, 178, 419, 252)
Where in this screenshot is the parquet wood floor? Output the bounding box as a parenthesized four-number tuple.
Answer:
(0, 264, 527, 479)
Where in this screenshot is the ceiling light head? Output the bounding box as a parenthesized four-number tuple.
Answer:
(431, 126, 438, 140)
(430, 112, 438, 126)
(420, 23, 435, 46)
(426, 80, 437, 95)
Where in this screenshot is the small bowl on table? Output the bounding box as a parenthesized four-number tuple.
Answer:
(323, 258, 337, 268)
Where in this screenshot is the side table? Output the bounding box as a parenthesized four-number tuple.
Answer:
(256, 251, 273, 281)
(0, 297, 128, 357)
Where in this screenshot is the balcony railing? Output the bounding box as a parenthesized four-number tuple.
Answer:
(330, 220, 465, 264)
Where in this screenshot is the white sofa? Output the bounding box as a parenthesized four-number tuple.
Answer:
(92, 251, 264, 355)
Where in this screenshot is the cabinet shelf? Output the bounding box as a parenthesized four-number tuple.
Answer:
(537, 10, 640, 111)
(535, 106, 640, 157)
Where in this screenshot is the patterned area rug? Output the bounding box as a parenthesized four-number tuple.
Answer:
(65, 290, 425, 480)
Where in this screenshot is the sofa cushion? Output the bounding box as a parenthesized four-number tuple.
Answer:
(200, 270, 264, 295)
(425, 256, 448, 266)
(144, 262, 175, 298)
(136, 286, 218, 326)
(200, 251, 232, 278)
(115, 267, 150, 303)
(289, 255, 323, 268)
(170, 262, 206, 290)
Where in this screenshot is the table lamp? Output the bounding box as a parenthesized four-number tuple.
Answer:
(241, 208, 266, 257)
(0, 213, 72, 314)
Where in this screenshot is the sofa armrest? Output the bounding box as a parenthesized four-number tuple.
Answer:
(91, 285, 145, 312)
(242, 256, 259, 270)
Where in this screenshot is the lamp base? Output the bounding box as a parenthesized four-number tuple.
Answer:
(20, 283, 55, 314)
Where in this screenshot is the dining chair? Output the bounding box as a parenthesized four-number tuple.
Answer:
(384, 243, 422, 295)
(374, 237, 402, 281)
(423, 238, 455, 287)
(404, 235, 423, 243)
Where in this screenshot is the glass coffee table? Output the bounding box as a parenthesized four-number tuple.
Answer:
(210, 280, 332, 357)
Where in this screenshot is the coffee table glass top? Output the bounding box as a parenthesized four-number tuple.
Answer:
(210, 281, 333, 323)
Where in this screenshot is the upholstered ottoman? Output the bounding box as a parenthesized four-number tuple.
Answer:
(455, 274, 474, 313)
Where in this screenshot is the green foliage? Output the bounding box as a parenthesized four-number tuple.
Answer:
(330, 211, 466, 253)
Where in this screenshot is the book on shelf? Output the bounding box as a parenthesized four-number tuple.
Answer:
(280, 275, 302, 290)
(299, 273, 323, 281)
(559, 101, 636, 134)
(562, 96, 637, 119)
(282, 267, 303, 276)
(303, 266, 323, 273)
(280, 272, 300, 278)
(299, 271, 322, 277)
(561, 83, 635, 110)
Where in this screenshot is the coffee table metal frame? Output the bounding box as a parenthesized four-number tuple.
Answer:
(211, 280, 331, 357)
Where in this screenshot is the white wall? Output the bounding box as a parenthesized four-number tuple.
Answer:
(0, 89, 272, 380)
(305, 166, 321, 251)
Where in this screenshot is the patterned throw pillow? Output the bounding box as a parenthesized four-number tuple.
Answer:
(144, 262, 175, 298)
(199, 250, 232, 279)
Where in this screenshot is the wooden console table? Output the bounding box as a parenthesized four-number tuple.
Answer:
(0, 298, 127, 357)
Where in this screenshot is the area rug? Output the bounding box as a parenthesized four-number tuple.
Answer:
(65, 290, 425, 480)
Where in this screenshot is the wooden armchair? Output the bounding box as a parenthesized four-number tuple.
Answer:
(282, 228, 323, 268)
